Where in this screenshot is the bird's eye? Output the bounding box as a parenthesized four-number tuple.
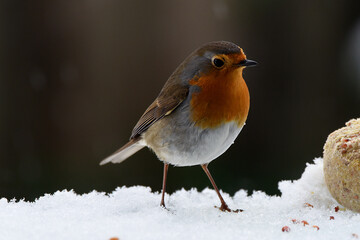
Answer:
(212, 57, 225, 68)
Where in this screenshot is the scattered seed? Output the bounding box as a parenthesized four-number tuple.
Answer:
(312, 225, 320, 230)
(301, 220, 309, 226)
(291, 219, 299, 224)
(304, 203, 314, 208)
(282, 226, 290, 232)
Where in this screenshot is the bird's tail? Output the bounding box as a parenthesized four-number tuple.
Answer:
(99, 138, 145, 165)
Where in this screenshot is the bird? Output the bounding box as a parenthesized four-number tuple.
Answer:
(100, 41, 257, 212)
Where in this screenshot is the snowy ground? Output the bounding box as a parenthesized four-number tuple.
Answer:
(0, 158, 359, 240)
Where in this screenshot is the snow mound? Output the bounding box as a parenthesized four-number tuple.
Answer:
(0, 158, 359, 240)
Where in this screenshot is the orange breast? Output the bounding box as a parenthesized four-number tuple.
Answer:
(189, 68, 250, 129)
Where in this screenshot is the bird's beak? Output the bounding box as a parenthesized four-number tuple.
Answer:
(238, 59, 257, 67)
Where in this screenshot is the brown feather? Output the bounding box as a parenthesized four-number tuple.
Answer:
(130, 84, 189, 139)
(99, 138, 144, 165)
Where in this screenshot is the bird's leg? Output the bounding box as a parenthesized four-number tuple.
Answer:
(160, 163, 169, 208)
(201, 164, 232, 212)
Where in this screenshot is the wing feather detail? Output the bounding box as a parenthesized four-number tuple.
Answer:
(130, 85, 188, 139)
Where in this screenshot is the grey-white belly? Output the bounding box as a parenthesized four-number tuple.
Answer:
(143, 111, 243, 166)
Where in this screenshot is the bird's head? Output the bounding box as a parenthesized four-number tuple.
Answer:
(177, 41, 257, 84)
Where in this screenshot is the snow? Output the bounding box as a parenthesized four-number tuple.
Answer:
(1, 158, 359, 240)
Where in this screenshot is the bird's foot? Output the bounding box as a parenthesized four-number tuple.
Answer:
(216, 203, 244, 213)
(160, 202, 169, 211)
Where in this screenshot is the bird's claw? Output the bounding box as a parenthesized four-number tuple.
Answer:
(215, 204, 244, 213)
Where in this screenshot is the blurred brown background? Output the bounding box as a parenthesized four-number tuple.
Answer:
(0, 0, 359, 200)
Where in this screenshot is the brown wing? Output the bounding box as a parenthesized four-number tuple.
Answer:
(130, 84, 189, 139)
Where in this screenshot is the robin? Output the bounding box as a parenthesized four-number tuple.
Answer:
(100, 41, 257, 212)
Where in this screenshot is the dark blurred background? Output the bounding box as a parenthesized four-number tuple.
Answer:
(1, 0, 359, 201)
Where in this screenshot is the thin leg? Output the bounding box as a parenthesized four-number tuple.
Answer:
(201, 164, 231, 212)
(160, 163, 169, 208)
